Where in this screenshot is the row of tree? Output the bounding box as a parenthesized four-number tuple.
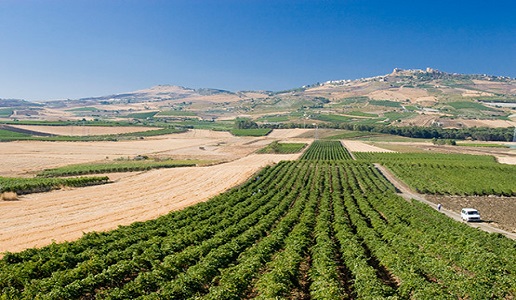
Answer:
(258, 121, 514, 142)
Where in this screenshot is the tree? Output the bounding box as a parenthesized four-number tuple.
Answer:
(235, 118, 258, 129)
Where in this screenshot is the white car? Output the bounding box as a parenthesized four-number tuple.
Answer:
(461, 208, 481, 222)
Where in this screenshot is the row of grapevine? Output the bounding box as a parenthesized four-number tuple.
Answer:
(37, 160, 197, 177)
(0, 176, 109, 194)
(385, 162, 516, 196)
(300, 140, 353, 160)
(1, 141, 516, 298)
(354, 152, 497, 165)
(354, 151, 516, 196)
(256, 142, 307, 154)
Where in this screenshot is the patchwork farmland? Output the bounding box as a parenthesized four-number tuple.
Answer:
(1, 138, 516, 299)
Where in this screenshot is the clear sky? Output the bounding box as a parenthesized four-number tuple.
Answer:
(0, 0, 514, 101)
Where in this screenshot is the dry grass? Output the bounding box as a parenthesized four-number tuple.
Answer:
(1, 192, 18, 201)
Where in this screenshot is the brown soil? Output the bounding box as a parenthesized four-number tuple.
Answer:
(425, 195, 516, 233)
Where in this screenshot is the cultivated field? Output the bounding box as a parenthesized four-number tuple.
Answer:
(1, 140, 515, 299)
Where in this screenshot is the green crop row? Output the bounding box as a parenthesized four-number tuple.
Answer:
(354, 152, 516, 196)
(256, 142, 307, 154)
(1, 144, 516, 298)
(300, 140, 353, 160)
(37, 159, 199, 177)
(0, 176, 109, 195)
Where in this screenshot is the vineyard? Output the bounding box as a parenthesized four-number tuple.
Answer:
(257, 142, 307, 154)
(0, 176, 109, 195)
(300, 140, 353, 160)
(355, 152, 516, 196)
(1, 141, 516, 299)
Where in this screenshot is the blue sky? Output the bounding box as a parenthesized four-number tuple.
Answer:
(0, 0, 514, 101)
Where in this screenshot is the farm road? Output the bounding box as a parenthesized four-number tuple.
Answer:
(374, 163, 516, 240)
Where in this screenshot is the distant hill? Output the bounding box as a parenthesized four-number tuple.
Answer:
(0, 98, 42, 107)
(1, 69, 515, 128)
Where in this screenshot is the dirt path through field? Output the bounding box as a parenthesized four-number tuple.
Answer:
(374, 164, 516, 240)
(0, 153, 301, 254)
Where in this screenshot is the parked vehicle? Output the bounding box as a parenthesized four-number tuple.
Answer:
(461, 208, 481, 222)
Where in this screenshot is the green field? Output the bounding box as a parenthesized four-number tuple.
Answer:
(255, 115, 291, 122)
(355, 152, 516, 196)
(1, 143, 515, 299)
(0, 129, 32, 140)
(0, 108, 13, 117)
(312, 113, 352, 123)
(124, 111, 159, 119)
(230, 128, 272, 136)
(156, 110, 197, 117)
(325, 130, 382, 139)
(346, 111, 379, 117)
(447, 101, 495, 111)
(0, 176, 109, 195)
(457, 142, 510, 148)
(66, 107, 99, 112)
(300, 140, 353, 160)
(37, 159, 202, 177)
(257, 142, 307, 154)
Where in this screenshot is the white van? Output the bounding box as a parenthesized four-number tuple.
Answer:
(461, 208, 481, 222)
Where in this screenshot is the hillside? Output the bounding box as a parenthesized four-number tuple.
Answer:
(1, 68, 515, 129)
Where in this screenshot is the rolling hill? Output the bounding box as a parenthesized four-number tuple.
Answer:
(1, 68, 515, 129)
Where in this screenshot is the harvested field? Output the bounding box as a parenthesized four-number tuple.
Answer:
(459, 119, 516, 128)
(395, 114, 439, 127)
(341, 140, 395, 153)
(0, 153, 301, 254)
(266, 128, 312, 139)
(8, 125, 159, 136)
(367, 87, 432, 103)
(0, 130, 260, 177)
(497, 156, 516, 165)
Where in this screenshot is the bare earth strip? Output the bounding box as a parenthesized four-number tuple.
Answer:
(0, 153, 301, 254)
(341, 140, 395, 153)
(8, 125, 160, 136)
